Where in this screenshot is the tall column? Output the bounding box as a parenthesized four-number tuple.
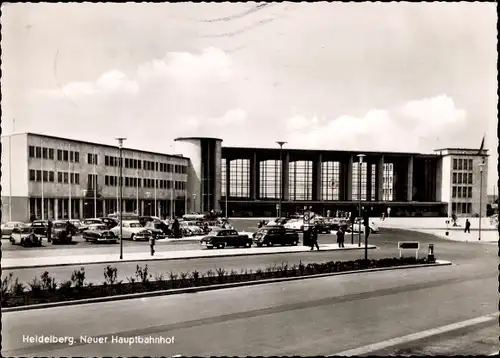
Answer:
(313, 154, 322, 201)
(407, 156, 414, 201)
(78, 199, 83, 219)
(367, 161, 373, 201)
(102, 200, 107, 217)
(54, 199, 59, 220)
(61, 199, 66, 219)
(345, 155, 353, 201)
(283, 152, 290, 201)
(251, 153, 258, 200)
(141, 200, 145, 216)
(377, 156, 385, 201)
(226, 160, 231, 200)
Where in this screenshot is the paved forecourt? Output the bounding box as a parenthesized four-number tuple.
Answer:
(2, 243, 377, 269)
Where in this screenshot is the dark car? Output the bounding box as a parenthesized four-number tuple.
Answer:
(200, 229, 252, 249)
(252, 226, 299, 247)
(82, 224, 117, 244)
(50, 221, 73, 244)
(314, 219, 332, 234)
(31, 220, 48, 236)
(144, 221, 166, 239)
(100, 217, 118, 230)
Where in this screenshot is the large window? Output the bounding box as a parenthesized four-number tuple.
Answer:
(371, 164, 377, 201)
(382, 162, 394, 201)
(229, 159, 250, 197)
(259, 160, 282, 199)
(321, 161, 340, 200)
(352, 162, 368, 201)
(221, 159, 227, 197)
(289, 161, 312, 201)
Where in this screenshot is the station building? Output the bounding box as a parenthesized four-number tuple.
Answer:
(1, 133, 489, 222)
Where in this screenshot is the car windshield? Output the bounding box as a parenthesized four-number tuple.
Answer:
(127, 222, 142, 228)
(53, 223, 65, 228)
(92, 225, 107, 230)
(19, 227, 33, 233)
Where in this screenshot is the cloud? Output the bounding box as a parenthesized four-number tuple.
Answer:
(285, 94, 467, 153)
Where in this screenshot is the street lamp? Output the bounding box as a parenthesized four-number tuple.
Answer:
(478, 161, 485, 241)
(276, 141, 287, 218)
(116, 137, 126, 260)
(357, 154, 366, 247)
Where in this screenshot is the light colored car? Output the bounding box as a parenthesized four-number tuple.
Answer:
(10, 226, 42, 247)
(347, 219, 379, 234)
(284, 218, 304, 231)
(183, 222, 204, 235)
(110, 220, 152, 241)
(1, 221, 27, 239)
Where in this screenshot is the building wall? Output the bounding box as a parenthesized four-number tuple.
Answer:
(174, 139, 202, 212)
(1, 134, 29, 197)
(441, 156, 452, 202)
(1, 196, 30, 222)
(213, 141, 222, 211)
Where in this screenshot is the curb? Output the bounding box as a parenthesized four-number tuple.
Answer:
(4, 245, 377, 270)
(2, 260, 451, 312)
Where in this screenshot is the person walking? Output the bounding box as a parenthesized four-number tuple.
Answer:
(464, 219, 471, 233)
(47, 220, 52, 243)
(336, 226, 345, 248)
(310, 226, 320, 251)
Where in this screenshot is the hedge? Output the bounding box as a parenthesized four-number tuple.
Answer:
(1, 256, 436, 308)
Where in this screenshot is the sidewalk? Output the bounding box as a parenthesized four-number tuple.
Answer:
(373, 217, 497, 231)
(417, 229, 498, 243)
(158, 231, 255, 243)
(3, 243, 377, 269)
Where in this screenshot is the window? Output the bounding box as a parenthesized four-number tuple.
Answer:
(35, 147, 42, 158)
(167, 164, 172, 173)
(458, 173, 462, 184)
(458, 159, 463, 170)
(48, 148, 54, 160)
(57, 149, 63, 161)
(75, 173, 80, 184)
(322, 161, 340, 201)
(29, 170, 36, 181)
(88, 153, 92, 164)
(70, 173, 74, 184)
(74, 152, 79, 163)
(88, 174, 98, 189)
(42, 148, 47, 159)
(468, 173, 473, 185)
(468, 159, 473, 171)
(259, 160, 282, 199)
(229, 159, 250, 197)
(222, 159, 227, 197)
(453, 159, 458, 170)
(382, 163, 394, 201)
(63, 150, 68, 161)
(58, 172, 63, 183)
(289, 161, 313, 201)
(452, 186, 457, 198)
(155, 162, 159, 172)
(352, 161, 368, 201)
(49, 171, 54, 182)
(105, 156, 109, 166)
(29, 146, 35, 158)
(452, 173, 457, 184)
(63, 172, 68, 184)
(468, 187, 472, 198)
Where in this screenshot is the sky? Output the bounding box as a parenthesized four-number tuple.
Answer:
(1, 2, 498, 193)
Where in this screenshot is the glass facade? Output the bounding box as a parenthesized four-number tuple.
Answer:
(382, 163, 394, 201)
(371, 164, 377, 201)
(229, 159, 250, 197)
(221, 158, 227, 197)
(259, 160, 281, 199)
(289, 161, 313, 201)
(321, 161, 340, 200)
(352, 162, 367, 201)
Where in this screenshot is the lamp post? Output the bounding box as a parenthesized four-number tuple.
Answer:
(276, 141, 287, 218)
(357, 154, 365, 247)
(116, 137, 126, 260)
(193, 194, 197, 214)
(478, 161, 485, 241)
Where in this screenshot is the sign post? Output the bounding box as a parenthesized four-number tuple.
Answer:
(398, 241, 420, 259)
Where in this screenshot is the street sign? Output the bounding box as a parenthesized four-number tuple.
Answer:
(304, 213, 310, 222)
(398, 241, 420, 259)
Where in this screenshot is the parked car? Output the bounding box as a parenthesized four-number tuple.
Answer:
(82, 224, 117, 244)
(80, 218, 104, 232)
(110, 220, 151, 241)
(50, 221, 73, 244)
(253, 226, 299, 247)
(1, 221, 28, 239)
(66, 220, 85, 235)
(267, 218, 289, 226)
(10, 226, 42, 247)
(31, 220, 49, 236)
(200, 229, 252, 249)
(183, 221, 205, 236)
(327, 218, 351, 231)
(284, 218, 304, 232)
(144, 221, 166, 239)
(99, 217, 118, 230)
(314, 219, 333, 234)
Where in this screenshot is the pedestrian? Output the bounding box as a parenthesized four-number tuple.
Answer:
(310, 226, 320, 251)
(452, 213, 458, 226)
(47, 220, 52, 243)
(337, 226, 345, 248)
(387, 207, 391, 218)
(381, 212, 385, 221)
(464, 219, 471, 233)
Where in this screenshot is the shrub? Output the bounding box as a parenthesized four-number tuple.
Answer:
(216, 268, 226, 284)
(169, 271, 178, 288)
(71, 268, 86, 288)
(28, 277, 43, 296)
(126, 276, 136, 284)
(298, 261, 305, 275)
(155, 273, 165, 282)
(58, 280, 72, 294)
(1, 273, 14, 304)
(40, 271, 57, 292)
(191, 270, 200, 286)
(11, 278, 25, 296)
(103, 265, 118, 285)
(135, 264, 152, 285)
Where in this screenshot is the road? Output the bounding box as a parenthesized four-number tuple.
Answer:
(2, 259, 497, 356)
(2, 229, 497, 286)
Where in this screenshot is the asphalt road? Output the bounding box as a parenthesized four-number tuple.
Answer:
(2, 259, 497, 356)
(2, 229, 497, 286)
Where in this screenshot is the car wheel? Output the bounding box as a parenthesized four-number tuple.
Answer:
(300, 226, 304, 231)
(218, 242, 226, 249)
(131, 234, 136, 241)
(293, 240, 298, 246)
(20, 238, 25, 247)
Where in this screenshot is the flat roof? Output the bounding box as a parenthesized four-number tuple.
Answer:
(223, 146, 436, 157)
(434, 148, 489, 152)
(175, 136, 223, 142)
(5, 132, 189, 160)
